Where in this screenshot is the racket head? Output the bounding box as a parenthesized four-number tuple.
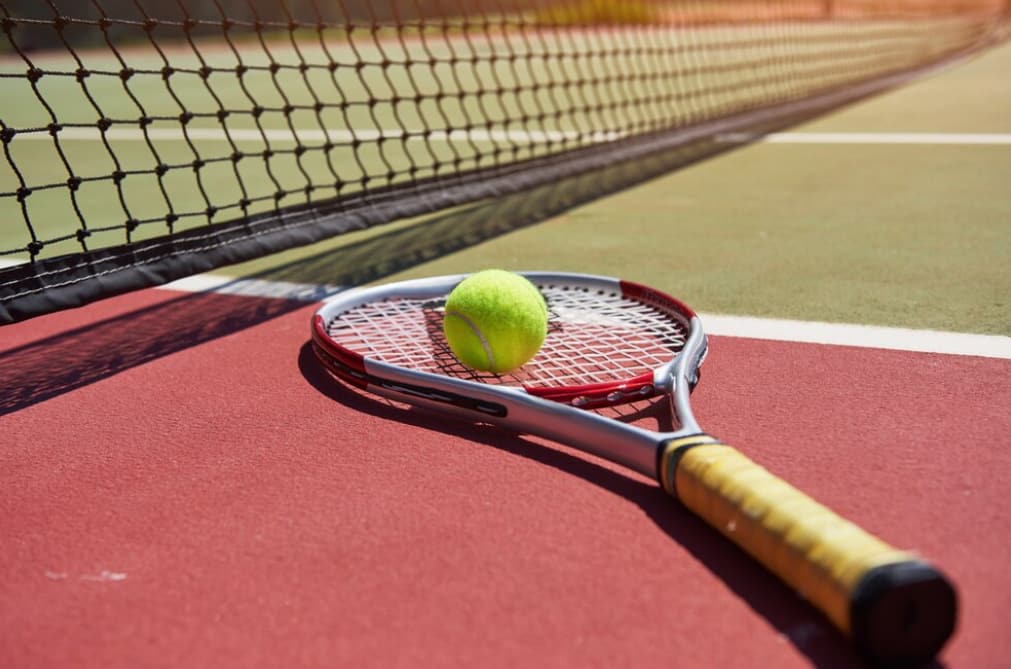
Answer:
(311, 272, 707, 420)
(310, 272, 960, 666)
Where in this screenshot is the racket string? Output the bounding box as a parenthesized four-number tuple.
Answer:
(324, 283, 689, 391)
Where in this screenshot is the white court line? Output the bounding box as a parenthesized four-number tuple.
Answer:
(0, 258, 1007, 358)
(163, 272, 341, 302)
(718, 132, 1011, 145)
(163, 272, 1010, 360)
(700, 313, 1011, 359)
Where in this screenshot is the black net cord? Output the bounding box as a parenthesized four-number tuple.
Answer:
(0, 36, 995, 325)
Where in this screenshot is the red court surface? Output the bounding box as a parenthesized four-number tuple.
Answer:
(2, 288, 1010, 668)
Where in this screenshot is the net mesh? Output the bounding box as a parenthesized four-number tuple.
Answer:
(1, 1, 1008, 321)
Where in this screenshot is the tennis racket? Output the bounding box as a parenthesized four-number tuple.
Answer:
(309, 272, 956, 666)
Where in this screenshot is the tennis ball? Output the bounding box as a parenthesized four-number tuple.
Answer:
(443, 270, 548, 373)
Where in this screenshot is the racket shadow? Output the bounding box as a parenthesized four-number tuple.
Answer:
(297, 342, 940, 669)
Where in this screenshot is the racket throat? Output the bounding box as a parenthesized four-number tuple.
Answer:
(656, 433, 721, 495)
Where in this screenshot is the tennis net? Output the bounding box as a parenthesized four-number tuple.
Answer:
(1, 0, 1007, 322)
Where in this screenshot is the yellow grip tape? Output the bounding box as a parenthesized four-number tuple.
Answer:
(660, 439, 913, 635)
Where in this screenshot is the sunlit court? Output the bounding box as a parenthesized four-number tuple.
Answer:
(2, 2, 1010, 668)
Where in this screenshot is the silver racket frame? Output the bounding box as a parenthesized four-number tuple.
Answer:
(311, 272, 709, 478)
(312, 272, 962, 668)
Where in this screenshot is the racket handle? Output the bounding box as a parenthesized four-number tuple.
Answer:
(658, 435, 956, 667)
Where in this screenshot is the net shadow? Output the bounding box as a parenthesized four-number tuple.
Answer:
(0, 116, 824, 417)
(247, 119, 789, 288)
(5, 0, 1005, 323)
(0, 290, 305, 416)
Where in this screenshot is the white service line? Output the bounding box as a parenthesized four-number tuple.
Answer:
(717, 132, 1011, 145)
(4, 263, 1009, 359)
(163, 272, 341, 302)
(699, 313, 1011, 359)
(161, 272, 1011, 360)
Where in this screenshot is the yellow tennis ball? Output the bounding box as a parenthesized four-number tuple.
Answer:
(443, 270, 548, 373)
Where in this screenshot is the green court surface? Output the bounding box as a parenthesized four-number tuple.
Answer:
(4, 20, 1007, 335)
(212, 39, 1011, 336)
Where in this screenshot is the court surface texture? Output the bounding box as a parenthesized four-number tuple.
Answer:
(2, 39, 1010, 669)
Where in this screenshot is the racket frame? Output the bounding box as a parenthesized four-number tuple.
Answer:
(309, 271, 958, 666)
(310, 272, 708, 477)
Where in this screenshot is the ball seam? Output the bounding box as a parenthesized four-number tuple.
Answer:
(444, 308, 495, 370)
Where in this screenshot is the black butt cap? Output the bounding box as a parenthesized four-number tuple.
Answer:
(851, 561, 957, 668)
